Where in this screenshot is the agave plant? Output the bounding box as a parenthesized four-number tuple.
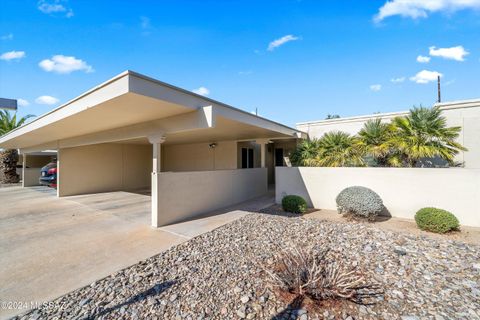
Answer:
(389, 106, 466, 167)
(0, 110, 35, 183)
(315, 131, 364, 167)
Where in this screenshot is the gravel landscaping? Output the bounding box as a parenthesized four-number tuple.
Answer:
(15, 213, 480, 320)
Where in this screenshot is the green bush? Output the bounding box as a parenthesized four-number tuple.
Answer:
(282, 195, 307, 214)
(415, 207, 459, 233)
(336, 186, 383, 219)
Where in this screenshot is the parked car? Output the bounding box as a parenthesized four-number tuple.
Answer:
(39, 161, 57, 188)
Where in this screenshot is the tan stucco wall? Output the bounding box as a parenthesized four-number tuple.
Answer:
(154, 168, 267, 226)
(23, 168, 42, 187)
(58, 143, 151, 196)
(19, 155, 55, 168)
(276, 167, 480, 227)
(162, 141, 237, 172)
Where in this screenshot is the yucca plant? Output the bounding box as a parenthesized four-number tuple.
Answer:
(0, 110, 35, 183)
(315, 131, 365, 167)
(389, 106, 466, 167)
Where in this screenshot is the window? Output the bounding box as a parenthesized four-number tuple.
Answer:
(241, 147, 254, 168)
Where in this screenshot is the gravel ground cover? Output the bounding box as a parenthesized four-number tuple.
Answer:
(15, 213, 480, 320)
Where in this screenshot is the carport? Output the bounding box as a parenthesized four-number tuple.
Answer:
(0, 71, 305, 227)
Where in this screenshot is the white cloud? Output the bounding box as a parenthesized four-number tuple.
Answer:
(192, 87, 210, 96)
(429, 45, 469, 61)
(238, 70, 253, 75)
(416, 55, 431, 63)
(0, 51, 26, 61)
(38, 0, 74, 18)
(391, 77, 406, 83)
(267, 35, 300, 51)
(370, 84, 382, 92)
(35, 95, 59, 105)
(1, 33, 13, 40)
(410, 70, 443, 84)
(374, 0, 480, 22)
(39, 55, 94, 74)
(17, 99, 30, 107)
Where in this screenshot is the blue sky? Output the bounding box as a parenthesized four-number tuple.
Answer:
(1, 0, 479, 127)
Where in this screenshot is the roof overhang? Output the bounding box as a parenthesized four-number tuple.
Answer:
(0, 71, 306, 152)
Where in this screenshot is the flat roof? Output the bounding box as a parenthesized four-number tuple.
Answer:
(297, 98, 480, 127)
(0, 71, 305, 150)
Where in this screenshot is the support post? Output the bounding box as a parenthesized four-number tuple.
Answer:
(21, 153, 26, 187)
(149, 134, 166, 228)
(256, 139, 270, 168)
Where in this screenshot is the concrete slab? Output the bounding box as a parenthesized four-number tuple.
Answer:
(0, 186, 267, 319)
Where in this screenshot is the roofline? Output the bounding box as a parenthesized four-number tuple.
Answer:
(0, 70, 304, 143)
(126, 70, 302, 134)
(297, 98, 480, 126)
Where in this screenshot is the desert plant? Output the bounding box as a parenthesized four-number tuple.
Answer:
(263, 245, 382, 304)
(415, 207, 459, 233)
(316, 131, 365, 167)
(290, 138, 322, 167)
(282, 195, 307, 214)
(336, 186, 383, 219)
(389, 106, 467, 167)
(357, 118, 398, 167)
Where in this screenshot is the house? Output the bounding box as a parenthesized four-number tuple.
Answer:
(0, 71, 305, 227)
(296, 99, 480, 168)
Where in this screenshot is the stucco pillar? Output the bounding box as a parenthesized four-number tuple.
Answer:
(256, 139, 270, 168)
(149, 134, 166, 228)
(21, 153, 27, 187)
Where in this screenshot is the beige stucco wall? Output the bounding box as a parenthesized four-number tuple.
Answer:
(276, 167, 480, 227)
(23, 168, 42, 187)
(20, 155, 56, 168)
(297, 104, 480, 168)
(154, 168, 267, 226)
(162, 141, 237, 172)
(58, 143, 151, 196)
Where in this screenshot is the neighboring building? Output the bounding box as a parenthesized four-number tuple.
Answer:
(0, 71, 305, 227)
(297, 99, 480, 168)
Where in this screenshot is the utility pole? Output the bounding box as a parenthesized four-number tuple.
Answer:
(437, 76, 441, 103)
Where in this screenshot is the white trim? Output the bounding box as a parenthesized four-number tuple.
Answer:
(297, 98, 480, 127)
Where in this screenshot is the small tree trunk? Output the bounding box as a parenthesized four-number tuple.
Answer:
(0, 149, 20, 184)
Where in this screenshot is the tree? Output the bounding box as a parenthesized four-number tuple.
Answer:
(0, 110, 35, 183)
(315, 131, 364, 167)
(357, 118, 396, 166)
(389, 106, 466, 167)
(290, 138, 322, 167)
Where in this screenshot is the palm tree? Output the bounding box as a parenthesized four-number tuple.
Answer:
(0, 110, 35, 183)
(315, 131, 365, 167)
(357, 118, 396, 166)
(389, 106, 466, 167)
(290, 138, 322, 167)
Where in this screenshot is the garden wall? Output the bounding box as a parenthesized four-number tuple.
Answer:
(276, 167, 480, 227)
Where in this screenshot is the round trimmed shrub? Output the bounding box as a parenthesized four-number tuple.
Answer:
(336, 186, 383, 219)
(415, 207, 459, 233)
(282, 195, 307, 214)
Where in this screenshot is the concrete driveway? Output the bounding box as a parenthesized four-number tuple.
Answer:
(0, 186, 267, 319)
